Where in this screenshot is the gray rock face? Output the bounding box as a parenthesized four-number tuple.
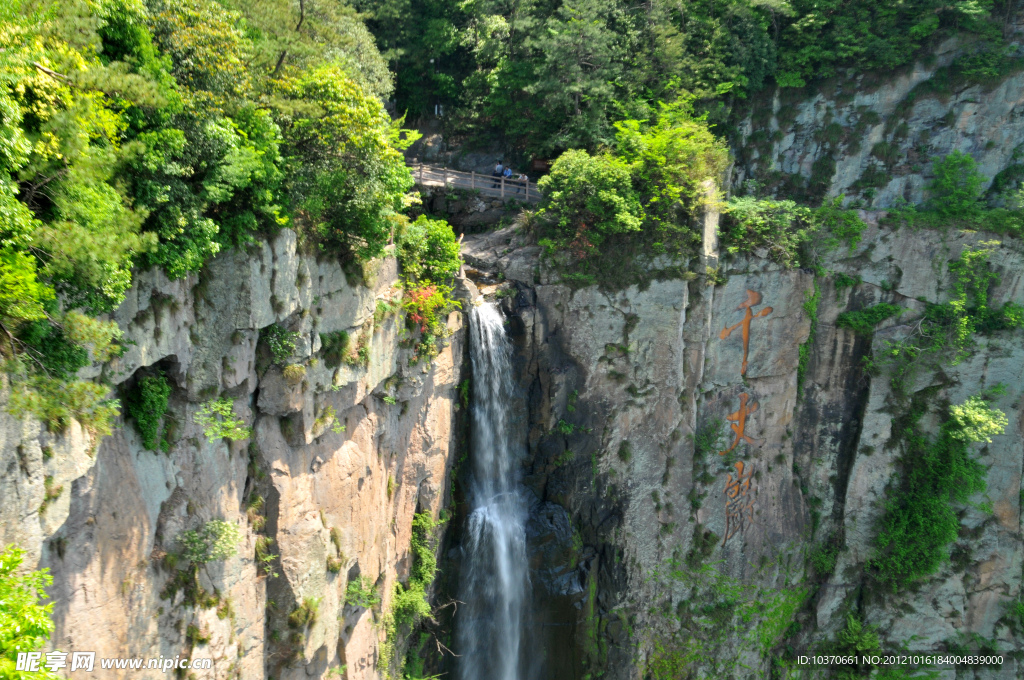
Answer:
(0, 229, 466, 679)
(472, 218, 1024, 679)
(733, 27, 1024, 207)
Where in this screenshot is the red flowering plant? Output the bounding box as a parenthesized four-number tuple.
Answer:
(401, 280, 461, 362)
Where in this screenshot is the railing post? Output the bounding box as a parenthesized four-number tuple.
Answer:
(443, 166, 447, 189)
(472, 171, 475, 190)
(501, 175, 505, 198)
(419, 164, 423, 184)
(526, 181, 529, 201)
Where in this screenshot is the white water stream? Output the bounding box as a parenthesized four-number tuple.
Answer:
(456, 302, 529, 680)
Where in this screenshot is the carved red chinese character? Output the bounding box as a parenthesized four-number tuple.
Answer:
(723, 461, 755, 544)
(719, 393, 761, 455)
(719, 289, 773, 375)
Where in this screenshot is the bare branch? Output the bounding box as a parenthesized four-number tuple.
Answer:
(32, 62, 70, 82)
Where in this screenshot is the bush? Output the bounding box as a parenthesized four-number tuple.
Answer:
(396, 215, 461, 282)
(8, 373, 120, 436)
(835, 303, 902, 335)
(194, 398, 251, 442)
(277, 65, 416, 261)
(320, 330, 350, 368)
(538, 149, 644, 257)
(345, 576, 380, 609)
(288, 597, 320, 629)
(948, 395, 1008, 443)
(929, 151, 984, 217)
(721, 197, 812, 268)
(402, 281, 461, 362)
(870, 393, 1005, 589)
(178, 519, 241, 565)
(262, 324, 298, 364)
(534, 102, 729, 289)
(126, 374, 172, 451)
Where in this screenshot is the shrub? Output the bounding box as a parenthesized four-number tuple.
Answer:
(929, 151, 984, 217)
(276, 65, 417, 261)
(126, 374, 172, 451)
(345, 576, 380, 609)
(537, 149, 644, 258)
(721, 197, 812, 268)
(178, 519, 241, 565)
(534, 102, 728, 290)
(395, 215, 462, 282)
(320, 330, 350, 368)
(194, 398, 251, 442)
(948, 395, 1008, 443)
(282, 363, 306, 386)
(617, 440, 632, 462)
(262, 324, 298, 364)
(288, 597, 320, 629)
(835, 303, 902, 335)
(869, 393, 1005, 589)
(8, 373, 120, 435)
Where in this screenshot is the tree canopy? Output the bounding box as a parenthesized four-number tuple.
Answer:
(0, 0, 416, 434)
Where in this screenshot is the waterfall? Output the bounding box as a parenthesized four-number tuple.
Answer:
(457, 302, 529, 680)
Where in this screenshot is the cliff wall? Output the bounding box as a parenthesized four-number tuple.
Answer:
(732, 16, 1024, 208)
(462, 221, 1024, 679)
(0, 229, 466, 679)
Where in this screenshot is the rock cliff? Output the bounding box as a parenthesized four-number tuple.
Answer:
(732, 20, 1024, 208)
(0, 229, 467, 679)
(461, 219, 1024, 679)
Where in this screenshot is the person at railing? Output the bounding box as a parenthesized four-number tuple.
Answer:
(492, 160, 504, 187)
(515, 172, 528, 194)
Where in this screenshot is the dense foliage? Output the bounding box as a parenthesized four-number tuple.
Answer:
(0, 545, 59, 680)
(869, 393, 1004, 589)
(125, 373, 172, 451)
(354, 0, 1015, 155)
(535, 102, 729, 288)
(0, 0, 419, 433)
(719, 195, 867, 269)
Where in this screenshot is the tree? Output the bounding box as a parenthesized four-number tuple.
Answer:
(538, 149, 643, 258)
(0, 545, 60, 680)
(277, 64, 416, 260)
(395, 215, 461, 282)
(220, 0, 393, 100)
(524, 0, 622, 152)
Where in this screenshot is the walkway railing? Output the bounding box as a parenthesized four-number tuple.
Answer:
(410, 163, 542, 202)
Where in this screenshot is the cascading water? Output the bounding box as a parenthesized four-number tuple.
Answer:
(456, 301, 529, 680)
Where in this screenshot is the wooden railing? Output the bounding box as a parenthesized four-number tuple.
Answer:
(411, 163, 542, 202)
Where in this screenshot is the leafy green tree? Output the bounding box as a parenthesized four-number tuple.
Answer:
(721, 197, 812, 267)
(524, 0, 622, 152)
(0, 545, 60, 680)
(219, 0, 393, 99)
(277, 64, 416, 260)
(646, 0, 776, 100)
(395, 215, 461, 282)
(538, 149, 643, 257)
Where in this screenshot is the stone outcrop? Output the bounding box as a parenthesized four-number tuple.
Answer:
(732, 12, 1024, 208)
(0, 229, 466, 679)
(460, 222, 1024, 679)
